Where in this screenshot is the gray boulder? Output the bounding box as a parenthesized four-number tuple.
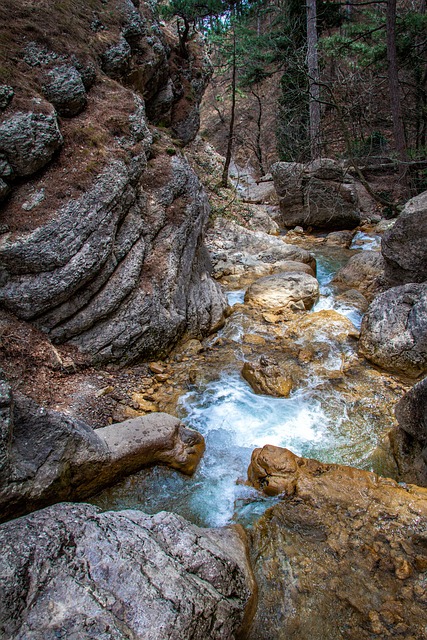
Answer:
(0, 387, 205, 522)
(271, 159, 361, 230)
(359, 282, 427, 377)
(0, 111, 63, 177)
(101, 36, 132, 78)
(382, 190, 427, 285)
(0, 503, 255, 639)
(395, 376, 427, 443)
(42, 65, 87, 117)
(391, 376, 427, 487)
(245, 272, 319, 311)
(0, 85, 13, 111)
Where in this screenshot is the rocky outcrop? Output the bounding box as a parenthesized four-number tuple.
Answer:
(359, 283, 427, 377)
(0, 379, 204, 522)
(0, 111, 63, 178)
(247, 445, 427, 640)
(0, 503, 256, 639)
(333, 250, 384, 300)
(271, 158, 361, 230)
(381, 190, 427, 286)
(206, 219, 315, 286)
(390, 376, 427, 487)
(245, 272, 319, 311)
(0, 0, 224, 364)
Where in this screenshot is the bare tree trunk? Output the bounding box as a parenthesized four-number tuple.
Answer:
(251, 87, 265, 176)
(386, 0, 407, 163)
(306, 0, 321, 158)
(221, 28, 237, 188)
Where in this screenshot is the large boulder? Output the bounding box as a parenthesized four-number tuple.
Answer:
(0, 503, 255, 640)
(390, 376, 427, 487)
(333, 250, 384, 300)
(0, 387, 204, 522)
(382, 190, 427, 285)
(0, 0, 222, 365)
(247, 445, 427, 640)
(271, 159, 361, 230)
(359, 283, 427, 377)
(0, 111, 63, 177)
(41, 65, 87, 117)
(245, 272, 319, 311)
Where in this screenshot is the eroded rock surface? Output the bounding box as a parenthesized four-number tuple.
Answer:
(333, 250, 384, 300)
(390, 376, 427, 487)
(247, 445, 427, 640)
(271, 159, 361, 230)
(382, 190, 427, 286)
(359, 283, 427, 377)
(0, 0, 225, 364)
(245, 272, 319, 311)
(0, 384, 204, 522)
(0, 503, 255, 640)
(206, 218, 315, 286)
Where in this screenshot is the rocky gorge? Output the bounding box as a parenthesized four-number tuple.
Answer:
(1, 0, 427, 638)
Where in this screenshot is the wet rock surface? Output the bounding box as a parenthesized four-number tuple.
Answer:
(247, 445, 427, 640)
(359, 282, 427, 377)
(0, 503, 255, 640)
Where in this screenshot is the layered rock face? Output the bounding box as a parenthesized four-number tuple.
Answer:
(0, 503, 255, 640)
(0, 0, 226, 365)
(0, 375, 204, 522)
(271, 158, 361, 230)
(247, 445, 427, 640)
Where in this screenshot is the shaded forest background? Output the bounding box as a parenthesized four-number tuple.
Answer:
(162, 0, 427, 200)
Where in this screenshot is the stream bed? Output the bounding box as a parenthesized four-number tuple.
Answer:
(91, 231, 404, 528)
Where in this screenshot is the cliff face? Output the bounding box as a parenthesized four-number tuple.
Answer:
(0, 0, 226, 365)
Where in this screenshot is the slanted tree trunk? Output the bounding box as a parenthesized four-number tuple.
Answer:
(306, 0, 321, 159)
(221, 27, 237, 187)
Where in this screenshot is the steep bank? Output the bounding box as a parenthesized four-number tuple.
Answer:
(0, 0, 226, 366)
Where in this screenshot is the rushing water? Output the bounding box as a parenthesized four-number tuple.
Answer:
(91, 230, 398, 528)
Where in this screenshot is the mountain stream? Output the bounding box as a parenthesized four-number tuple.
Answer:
(91, 231, 406, 528)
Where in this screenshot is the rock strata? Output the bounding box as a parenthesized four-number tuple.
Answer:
(0, 383, 204, 522)
(0, 503, 255, 640)
(247, 445, 427, 640)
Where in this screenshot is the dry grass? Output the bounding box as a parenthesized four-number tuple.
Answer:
(0, 79, 138, 234)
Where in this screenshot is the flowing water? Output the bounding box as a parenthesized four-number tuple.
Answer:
(91, 230, 400, 528)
